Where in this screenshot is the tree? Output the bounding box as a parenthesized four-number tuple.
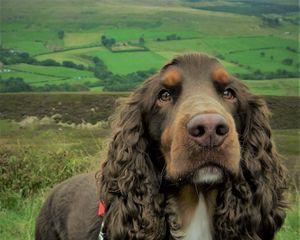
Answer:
(58, 30, 65, 39)
(40, 59, 60, 66)
(101, 35, 115, 47)
(0, 77, 32, 92)
(139, 36, 145, 44)
(282, 58, 293, 65)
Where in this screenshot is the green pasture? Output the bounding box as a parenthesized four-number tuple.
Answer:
(86, 47, 166, 75)
(225, 48, 299, 72)
(90, 86, 104, 92)
(64, 32, 101, 47)
(1, 64, 98, 86)
(35, 47, 103, 66)
(243, 78, 299, 96)
(37, 46, 167, 75)
(1, 0, 299, 92)
(1, 0, 299, 57)
(0, 71, 63, 85)
(0, 70, 99, 87)
(8, 64, 94, 78)
(103, 28, 200, 41)
(30, 77, 99, 87)
(1, 23, 63, 55)
(24, 35, 300, 78)
(35, 53, 92, 68)
(202, 36, 298, 54)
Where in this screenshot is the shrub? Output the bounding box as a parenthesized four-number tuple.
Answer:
(0, 77, 32, 92)
(0, 145, 92, 209)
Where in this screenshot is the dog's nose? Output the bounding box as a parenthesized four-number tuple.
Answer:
(187, 113, 229, 147)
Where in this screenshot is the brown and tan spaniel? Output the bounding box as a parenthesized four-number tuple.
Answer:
(36, 53, 287, 240)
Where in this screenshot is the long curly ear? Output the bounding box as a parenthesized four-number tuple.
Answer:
(214, 86, 288, 240)
(96, 82, 166, 239)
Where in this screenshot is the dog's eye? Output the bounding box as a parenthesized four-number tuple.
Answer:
(222, 88, 235, 100)
(159, 90, 172, 102)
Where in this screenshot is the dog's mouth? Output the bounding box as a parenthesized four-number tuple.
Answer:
(192, 163, 224, 185)
(166, 162, 227, 187)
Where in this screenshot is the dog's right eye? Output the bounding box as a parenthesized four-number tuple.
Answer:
(158, 90, 172, 102)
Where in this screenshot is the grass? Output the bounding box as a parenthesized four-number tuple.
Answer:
(0, 64, 98, 86)
(90, 86, 104, 92)
(8, 64, 94, 78)
(243, 78, 299, 96)
(103, 28, 200, 41)
(224, 48, 299, 72)
(1, 23, 63, 54)
(0, 193, 45, 240)
(273, 129, 300, 156)
(276, 201, 300, 240)
(0, 71, 63, 85)
(35, 47, 104, 66)
(86, 47, 166, 74)
(64, 32, 101, 47)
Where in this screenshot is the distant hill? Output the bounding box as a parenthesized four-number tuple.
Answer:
(1, 0, 299, 92)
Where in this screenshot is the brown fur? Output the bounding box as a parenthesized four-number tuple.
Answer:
(162, 68, 182, 87)
(212, 68, 229, 84)
(36, 53, 287, 240)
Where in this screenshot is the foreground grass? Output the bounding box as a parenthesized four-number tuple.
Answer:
(0, 120, 299, 239)
(0, 193, 45, 240)
(276, 200, 300, 240)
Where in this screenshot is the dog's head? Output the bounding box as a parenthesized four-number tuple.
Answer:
(142, 53, 243, 185)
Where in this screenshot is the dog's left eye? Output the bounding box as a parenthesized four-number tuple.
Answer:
(158, 90, 172, 102)
(222, 88, 235, 100)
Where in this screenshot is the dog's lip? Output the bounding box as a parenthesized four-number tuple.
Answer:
(192, 163, 224, 184)
(166, 162, 226, 185)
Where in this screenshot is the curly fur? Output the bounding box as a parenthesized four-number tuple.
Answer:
(96, 82, 167, 239)
(213, 90, 287, 240)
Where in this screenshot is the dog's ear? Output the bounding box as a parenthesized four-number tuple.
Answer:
(214, 82, 287, 240)
(97, 78, 166, 239)
(241, 93, 287, 238)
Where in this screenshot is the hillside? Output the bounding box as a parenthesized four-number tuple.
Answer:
(0, 0, 299, 92)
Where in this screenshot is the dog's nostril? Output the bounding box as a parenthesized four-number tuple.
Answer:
(191, 126, 205, 137)
(216, 124, 229, 136)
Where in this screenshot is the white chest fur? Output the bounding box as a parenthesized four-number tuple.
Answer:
(184, 193, 213, 240)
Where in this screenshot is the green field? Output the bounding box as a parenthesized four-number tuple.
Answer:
(2, 64, 99, 87)
(243, 78, 299, 96)
(33, 35, 299, 76)
(9, 64, 94, 78)
(86, 47, 166, 74)
(1, 0, 299, 92)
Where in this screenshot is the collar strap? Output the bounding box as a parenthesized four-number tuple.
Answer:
(98, 201, 106, 240)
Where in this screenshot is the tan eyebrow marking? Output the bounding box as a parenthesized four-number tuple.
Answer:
(162, 68, 182, 87)
(212, 68, 229, 84)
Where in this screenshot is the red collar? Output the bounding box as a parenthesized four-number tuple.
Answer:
(98, 201, 106, 217)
